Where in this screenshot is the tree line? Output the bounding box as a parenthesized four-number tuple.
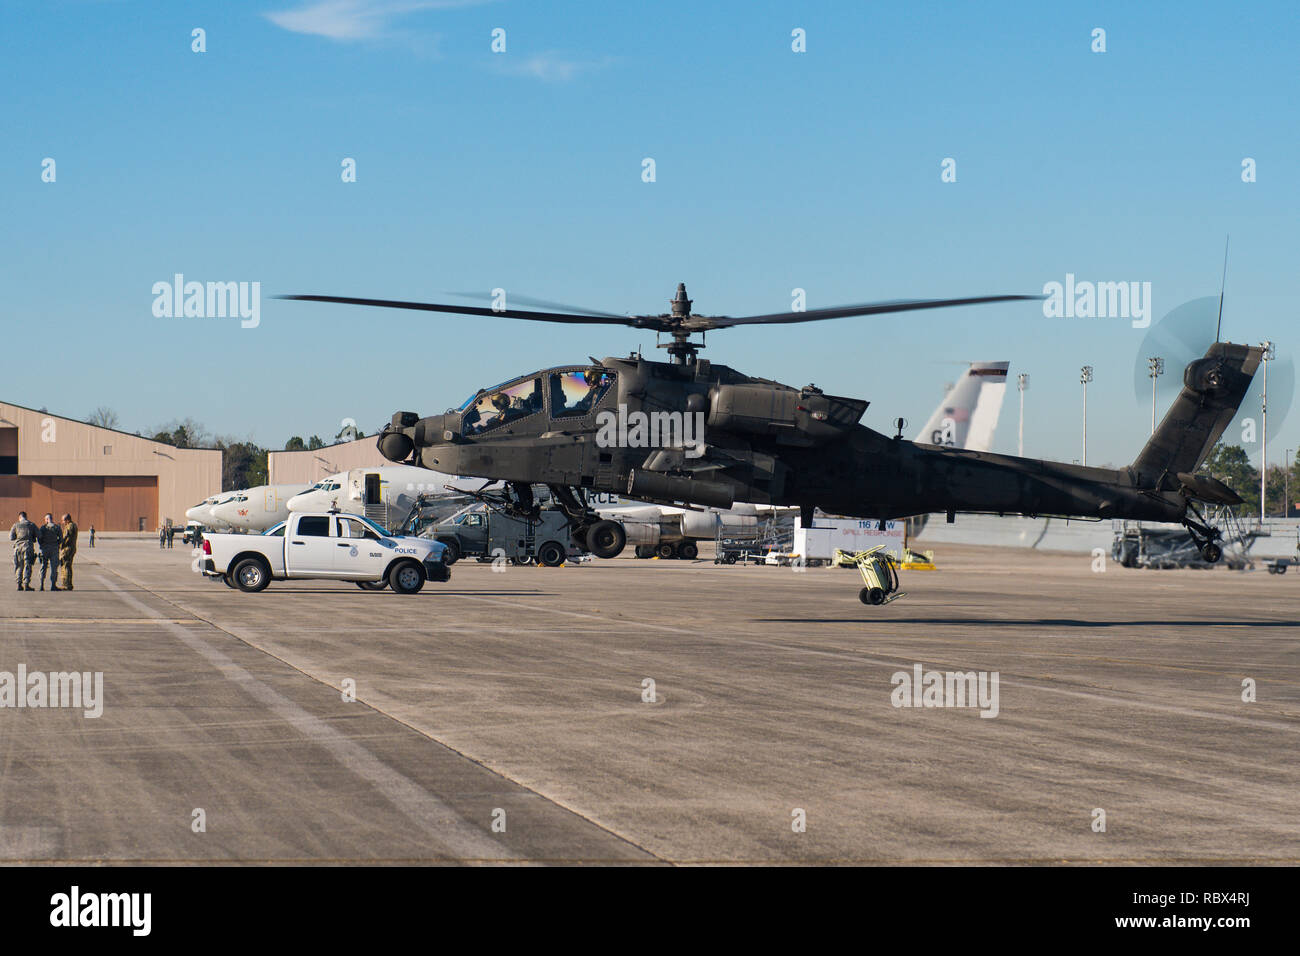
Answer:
(82, 408, 365, 492)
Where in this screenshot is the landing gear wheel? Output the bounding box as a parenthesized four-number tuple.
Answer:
(1200, 542, 1222, 564)
(389, 560, 425, 594)
(357, 580, 387, 591)
(586, 520, 627, 559)
(537, 541, 566, 567)
(679, 541, 699, 561)
(634, 545, 655, 559)
(232, 558, 270, 593)
(656, 542, 677, 560)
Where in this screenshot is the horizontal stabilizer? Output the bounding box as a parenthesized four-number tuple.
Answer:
(1175, 472, 1244, 506)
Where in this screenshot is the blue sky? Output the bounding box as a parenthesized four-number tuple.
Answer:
(3, 0, 1297, 467)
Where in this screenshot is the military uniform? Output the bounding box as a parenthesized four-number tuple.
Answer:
(36, 520, 62, 591)
(58, 519, 78, 590)
(9, 518, 38, 590)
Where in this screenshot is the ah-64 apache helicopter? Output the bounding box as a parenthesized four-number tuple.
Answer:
(282, 283, 1262, 564)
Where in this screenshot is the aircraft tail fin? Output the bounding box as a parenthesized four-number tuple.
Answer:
(1131, 342, 1262, 485)
(914, 361, 1009, 450)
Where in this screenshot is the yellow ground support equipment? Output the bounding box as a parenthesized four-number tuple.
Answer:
(834, 546, 906, 605)
(897, 547, 936, 570)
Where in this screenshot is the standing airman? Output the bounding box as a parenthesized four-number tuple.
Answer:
(58, 513, 78, 591)
(37, 513, 62, 591)
(9, 511, 38, 591)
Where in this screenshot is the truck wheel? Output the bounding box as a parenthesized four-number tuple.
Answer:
(656, 542, 677, 560)
(232, 558, 270, 593)
(357, 581, 388, 591)
(679, 542, 699, 561)
(389, 560, 425, 594)
(537, 541, 566, 567)
(436, 539, 460, 565)
(586, 520, 626, 559)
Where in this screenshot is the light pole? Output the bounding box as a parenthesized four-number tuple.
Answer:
(1017, 373, 1029, 457)
(1260, 341, 1275, 522)
(1080, 365, 1093, 466)
(1147, 356, 1164, 435)
(1286, 448, 1292, 519)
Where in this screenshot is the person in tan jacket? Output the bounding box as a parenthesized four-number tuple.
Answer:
(58, 514, 78, 590)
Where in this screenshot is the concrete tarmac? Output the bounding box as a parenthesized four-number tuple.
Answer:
(0, 538, 1297, 864)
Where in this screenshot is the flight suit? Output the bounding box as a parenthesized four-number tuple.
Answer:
(58, 520, 78, 590)
(9, 518, 37, 590)
(36, 520, 62, 591)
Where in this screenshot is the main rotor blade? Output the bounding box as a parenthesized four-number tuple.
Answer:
(695, 294, 1045, 330)
(277, 294, 658, 328)
(446, 291, 625, 319)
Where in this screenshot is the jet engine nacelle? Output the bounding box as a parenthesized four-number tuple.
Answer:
(620, 521, 661, 546)
(680, 510, 719, 538)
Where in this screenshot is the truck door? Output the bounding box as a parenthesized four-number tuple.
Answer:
(286, 515, 335, 575)
(334, 516, 387, 577)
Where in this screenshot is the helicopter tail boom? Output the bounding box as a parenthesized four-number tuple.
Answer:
(1129, 342, 1262, 488)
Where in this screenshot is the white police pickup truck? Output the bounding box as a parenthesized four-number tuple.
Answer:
(201, 512, 450, 594)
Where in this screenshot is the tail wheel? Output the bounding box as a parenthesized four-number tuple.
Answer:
(679, 542, 699, 561)
(586, 520, 627, 559)
(389, 560, 425, 594)
(232, 557, 270, 593)
(537, 541, 566, 567)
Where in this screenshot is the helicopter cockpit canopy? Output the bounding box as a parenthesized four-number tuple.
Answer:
(458, 368, 617, 435)
(462, 376, 544, 434)
(549, 368, 615, 418)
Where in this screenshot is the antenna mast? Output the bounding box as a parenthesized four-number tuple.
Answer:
(1215, 236, 1230, 343)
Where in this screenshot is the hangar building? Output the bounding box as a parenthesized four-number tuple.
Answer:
(267, 436, 386, 485)
(0, 401, 222, 531)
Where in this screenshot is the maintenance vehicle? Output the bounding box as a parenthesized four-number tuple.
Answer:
(429, 502, 578, 567)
